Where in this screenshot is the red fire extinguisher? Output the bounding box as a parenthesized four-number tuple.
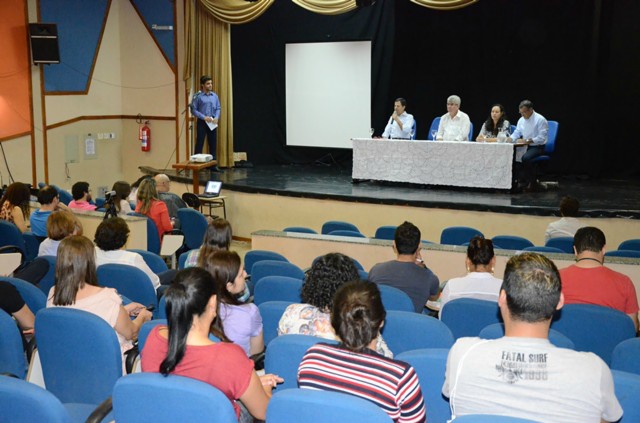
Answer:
(139, 121, 151, 151)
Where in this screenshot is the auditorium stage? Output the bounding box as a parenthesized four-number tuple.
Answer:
(143, 164, 640, 220)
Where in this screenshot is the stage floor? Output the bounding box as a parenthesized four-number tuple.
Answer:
(149, 164, 640, 219)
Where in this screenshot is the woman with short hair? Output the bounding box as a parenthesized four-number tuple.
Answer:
(38, 210, 82, 257)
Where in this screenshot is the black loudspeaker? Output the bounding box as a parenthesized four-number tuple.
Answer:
(28, 23, 60, 64)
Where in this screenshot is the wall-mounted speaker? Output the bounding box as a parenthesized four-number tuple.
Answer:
(28, 23, 60, 64)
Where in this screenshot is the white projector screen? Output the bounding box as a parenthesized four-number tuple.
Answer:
(285, 41, 371, 149)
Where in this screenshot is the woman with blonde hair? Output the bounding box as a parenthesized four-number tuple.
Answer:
(135, 178, 173, 240)
(0, 182, 31, 233)
(38, 210, 83, 257)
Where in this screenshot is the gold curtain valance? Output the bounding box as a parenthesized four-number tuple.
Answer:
(196, 0, 274, 25)
(291, 0, 357, 15)
(410, 0, 478, 11)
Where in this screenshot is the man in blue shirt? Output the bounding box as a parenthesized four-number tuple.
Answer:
(30, 185, 67, 239)
(510, 100, 548, 190)
(190, 75, 221, 158)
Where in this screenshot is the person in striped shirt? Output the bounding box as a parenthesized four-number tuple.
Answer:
(298, 281, 426, 423)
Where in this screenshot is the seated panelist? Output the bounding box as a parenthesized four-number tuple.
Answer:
(378, 97, 414, 140)
(436, 95, 470, 141)
(476, 104, 510, 142)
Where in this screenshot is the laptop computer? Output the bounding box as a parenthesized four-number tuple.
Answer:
(198, 180, 222, 198)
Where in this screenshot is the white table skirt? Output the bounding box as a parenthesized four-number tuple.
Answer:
(352, 138, 515, 189)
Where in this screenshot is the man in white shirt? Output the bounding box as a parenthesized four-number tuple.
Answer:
(380, 98, 414, 139)
(509, 100, 549, 190)
(442, 252, 623, 423)
(545, 196, 583, 242)
(436, 95, 471, 141)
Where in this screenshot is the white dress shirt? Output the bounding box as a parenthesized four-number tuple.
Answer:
(545, 217, 583, 242)
(382, 112, 414, 139)
(95, 248, 160, 289)
(437, 110, 471, 141)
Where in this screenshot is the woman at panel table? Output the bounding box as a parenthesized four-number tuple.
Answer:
(476, 103, 510, 142)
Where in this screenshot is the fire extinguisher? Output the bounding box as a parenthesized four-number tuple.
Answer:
(139, 121, 151, 151)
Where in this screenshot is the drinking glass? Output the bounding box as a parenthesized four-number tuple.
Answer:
(369, 128, 375, 138)
(431, 130, 437, 140)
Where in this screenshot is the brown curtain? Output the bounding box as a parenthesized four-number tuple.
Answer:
(409, 0, 478, 10)
(291, 0, 357, 15)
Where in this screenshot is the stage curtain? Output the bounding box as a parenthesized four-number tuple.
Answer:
(196, 0, 273, 24)
(410, 0, 478, 10)
(291, 0, 357, 15)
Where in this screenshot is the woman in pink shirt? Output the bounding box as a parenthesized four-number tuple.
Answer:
(135, 178, 173, 240)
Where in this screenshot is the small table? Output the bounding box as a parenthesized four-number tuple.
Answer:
(198, 195, 227, 219)
(172, 160, 218, 192)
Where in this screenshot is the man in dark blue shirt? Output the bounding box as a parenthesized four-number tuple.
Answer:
(190, 75, 221, 157)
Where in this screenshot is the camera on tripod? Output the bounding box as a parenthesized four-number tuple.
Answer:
(103, 190, 118, 220)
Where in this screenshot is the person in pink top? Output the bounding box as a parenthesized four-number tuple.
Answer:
(67, 181, 97, 211)
(560, 226, 639, 331)
(135, 178, 173, 240)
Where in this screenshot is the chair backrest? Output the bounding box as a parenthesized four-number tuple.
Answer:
(113, 373, 237, 423)
(544, 236, 574, 253)
(468, 122, 474, 141)
(266, 388, 391, 423)
(23, 232, 42, 262)
(258, 301, 294, 346)
(265, 334, 338, 391)
(453, 415, 540, 422)
(38, 255, 57, 295)
(611, 338, 640, 375)
(2, 276, 47, 313)
(321, 220, 359, 235)
(327, 230, 366, 238)
(428, 117, 440, 140)
(0, 310, 27, 378)
(440, 298, 502, 339)
(550, 304, 636, 364)
(605, 249, 640, 258)
(478, 323, 575, 350)
(440, 226, 484, 246)
(491, 235, 534, 251)
(0, 220, 27, 256)
(544, 120, 559, 155)
(51, 185, 72, 205)
(157, 295, 167, 319)
(138, 319, 168, 353)
(381, 310, 454, 354)
(0, 375, 73, 423)
(128, 212, 160, 254)
(283, 226, 318, 234)
(612, 370, 640, 423)
(374, 225, 397, 240)
(618, 239, 640, 252)
(251, 260, 304, 296)
(35, 307, 122, 404)
(127, 249, 168, 273)
(522, 246, 566, 254)
(178, 248, 197, 269)
(177, 208, 208, 250)
(411, 119, 417, 140)
(244, 250, 289, 274)
(396, 348, 450, 423)
(254, 275, 303, 305)
(97, 264, 158, 311)
(378, 284, 414, 313)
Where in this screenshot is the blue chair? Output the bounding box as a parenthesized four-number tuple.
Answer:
(428, 116, 440, 140)
(618, 239, 640, 252)
(23, 232, 42, 262)
(178, 248, 197, 269)
(258, 301, 294, 346)
(468, 122, 474, 141)
(411, 120, 417, 140)
(97, 264, 158, 312)
(0, 310, 27, 378)
(612, 338, 640, 375)
(605, 249, 640, 258)
(283, 226, 318, 234)
(267, 388, 391, 423)
(378, 284, 414, 313)
(374, 225, 397, 240)
(358, 269, 368, 280)
(321, 220, 360, 235)
(612, 370, 640, 423)
(522, 246, 566, 254)
(52, 185, 73, 206)
(381, 310, 454, 354)
(127, 249, 168, 273)
(157, 295, 167, 319)
(491, 235, 534, 251)
(453, 416, 540, 422)
(177, 208, 208, 250)
(128, 212, 161, 254)
(0, 220, 27, 258)
(440, 226, 483, 246)
(510, 124, 516, 134)
(111, 373, 236, 423)
(265, 334, 338, 391)
(39, 255, 57, 295)
(440, 298, 502, 340)
(254, 276, 303, 305)
(95, 197, 106, 208)
(2, 276, 47, 313)
(327, 230, 366, 238)
(550, 304, 636, 364)
(251, 260, 304, 296)
(244, 250, 289, 274)
(544, 236, 574, 254)
(530, 120, 559, 177)
(479, 323, 575, 350)
(35, 308, 122, 405)
(396, 349, 450, 423)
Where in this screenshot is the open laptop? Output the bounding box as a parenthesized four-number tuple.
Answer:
(198, 180, 222, 198)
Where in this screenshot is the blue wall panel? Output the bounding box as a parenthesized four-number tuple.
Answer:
(131, 0, 175, 67)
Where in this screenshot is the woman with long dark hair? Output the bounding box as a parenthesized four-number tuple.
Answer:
(182, 218, 232, 268)
(477, 104, 510, 141)
(0, 182, 31, 233)
(141, 267, 282, 422)
(111, 181, 132, 216)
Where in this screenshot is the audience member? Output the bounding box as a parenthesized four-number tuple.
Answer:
(141, 267, 282, 421)
(68, 181, 97, 211)
(279, 252, 392, 357)
(30, 185, 68, 238)
(439, 236, 502, 312)
(560, 226, 638, 331)
(436, 95, 471, 141)
(128, 175, 151, 203)
(201, 250, 263, 356)
(298, 281, 426, 423)
(380, 97, 415, 139)
(47, 235, 152, 365)
(368, 221, 439, 313)
(135, 178, 173, 240)
(545, 196, 583, 242)
(38, 210, 82, 257)
(111, 181, 133, 216)
(0, 182, 31, 233)
(183, 218, 232, 268)
(0, 280, 35, 332)
(509, 100, 549, 190)
(154, 174, 187, 228)
(477, 103, 510, 142)
(443, 252, 622, 422)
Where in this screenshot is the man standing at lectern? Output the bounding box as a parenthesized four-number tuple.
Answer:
(190, 75, 221, 158)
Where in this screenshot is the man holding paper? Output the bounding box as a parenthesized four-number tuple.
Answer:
(190, 75, 221, 157)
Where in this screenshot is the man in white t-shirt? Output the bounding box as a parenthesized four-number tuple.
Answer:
(545, 196, 584, 242)
(436, 95, 471, 141)
(442, 252, 623, 423)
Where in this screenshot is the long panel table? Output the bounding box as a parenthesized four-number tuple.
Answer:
(352, 138, 515, 189)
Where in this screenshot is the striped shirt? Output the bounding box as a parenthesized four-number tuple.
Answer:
(298, 343, 426, 423)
